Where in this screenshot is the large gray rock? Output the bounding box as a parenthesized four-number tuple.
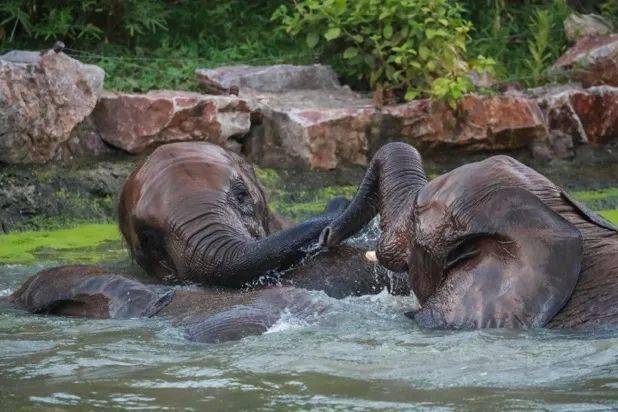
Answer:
(245, 89, 378, 170)
(534, 84, 618, 147)
(197, 64, 377, 170)
(551, 34, 618, 87)
(0, 50, 105, 164)
(196, 64, 341, 95)
(92, 90, 253, 154)
(564, 13, 613, 42)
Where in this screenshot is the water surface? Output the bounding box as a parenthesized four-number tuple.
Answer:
(1, 172, 617, 410)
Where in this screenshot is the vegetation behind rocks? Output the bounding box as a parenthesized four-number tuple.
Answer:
(1, 1, 615, 96)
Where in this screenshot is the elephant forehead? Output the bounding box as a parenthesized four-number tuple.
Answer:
(417, 156, 531, 209)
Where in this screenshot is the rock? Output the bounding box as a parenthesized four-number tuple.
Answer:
(196, 64, 341, 95)
(92, 90, 252, 154)
(0, 50, 104, 164)
(530, 131, 574, 160)
(382, 95, 547, 153)
(246, 90, 377, 170)
(536, 85, 618, 147)
(53, 117, 116, 161)
(551, 34, 618, 87)
(564, 13, 613, 42)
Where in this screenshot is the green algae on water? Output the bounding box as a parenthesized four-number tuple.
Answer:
(572, 188, 618, 211)
(599, 210, 618, 225)
(0, 223, 125, 265)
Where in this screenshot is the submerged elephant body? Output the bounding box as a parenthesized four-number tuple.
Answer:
(323, 142, 618, 330)
(7, 240, 402, 343)
(6, 265, 319, 343)
(6, 141, 408, 343)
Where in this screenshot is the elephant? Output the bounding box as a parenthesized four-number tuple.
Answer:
(3, 142, 410, 343)
(320, 142, 618, 330)
(117, 141, 406, 294)
(5, 265, 325, 343)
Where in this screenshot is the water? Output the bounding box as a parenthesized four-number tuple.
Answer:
(1, 220, 617, 411)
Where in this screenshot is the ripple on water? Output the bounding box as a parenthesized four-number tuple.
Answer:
(1, 220, 618, 410)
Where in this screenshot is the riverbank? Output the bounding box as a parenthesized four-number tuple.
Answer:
(2, 143, 617, 233)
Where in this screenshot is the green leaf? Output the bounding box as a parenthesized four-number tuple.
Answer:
(306, 31, 319, 48)
(324, 27, 341, 41)
(419, 46, 430, 60)
(334, 0, 347, 13)
(352, 34, 364, 43)
(404, 89, 419, 100)
(343, 47, 359, 59)
(383, 24, 393, 39)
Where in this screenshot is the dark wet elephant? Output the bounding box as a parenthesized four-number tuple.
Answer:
(4, 142, 408, 343)
(117, 141, 405, 295)
(118, 141, 326, 287)
(6, 265, 320, 343)
(320, 142, 618, 329)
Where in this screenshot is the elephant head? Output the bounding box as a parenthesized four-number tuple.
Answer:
(119, 142, 339, 288)
(321, 142, 584, 329)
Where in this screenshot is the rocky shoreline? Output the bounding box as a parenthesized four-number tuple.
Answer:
(2, 141, 616, 233)
(1, 28, 617, 232)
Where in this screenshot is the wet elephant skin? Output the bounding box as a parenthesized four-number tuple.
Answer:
(322, 142, 618, 330)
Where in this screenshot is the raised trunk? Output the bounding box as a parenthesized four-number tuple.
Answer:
(320, 142, 427, 271)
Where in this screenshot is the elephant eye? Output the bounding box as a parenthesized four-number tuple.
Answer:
(230, 180, 254, 214)
(444, 234, 484, 272)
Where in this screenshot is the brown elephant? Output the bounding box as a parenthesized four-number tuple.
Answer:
(4, 142, 408, 343)
(6, 265, 323, 343)
(320, 142, 618, 329)
(5, 237, 405, 343)
(117, 141, 403, 293)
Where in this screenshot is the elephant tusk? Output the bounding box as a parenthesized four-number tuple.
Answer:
(365, 250, 378, 262)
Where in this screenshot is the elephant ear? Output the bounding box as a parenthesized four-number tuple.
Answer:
(414, 188, 583, 329)
(560, 190, 617, 232)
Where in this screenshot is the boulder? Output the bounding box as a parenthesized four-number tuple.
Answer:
(536, 85, 618, 147)
(0, 50, 104, 164)
(53, 117, 116, 161)
(245, 90, 377, 170)
(564, 13, 613, 42)
(551, 34, 618, 87)
(196, 64, 341, 95)
(92, 90, 252, 154)
(382, 95, 547, 153)
(530, 131, 574, 160)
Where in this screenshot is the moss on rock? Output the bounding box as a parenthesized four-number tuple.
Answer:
(0, 223, 124, 265)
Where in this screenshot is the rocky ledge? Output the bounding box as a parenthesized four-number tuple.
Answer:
(0, 30, 617, 171)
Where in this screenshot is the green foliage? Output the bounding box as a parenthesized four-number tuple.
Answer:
(600, 0, 618, 27)
(274, 0, 489, 104)
(0, 1, 169, 44)
(462, 0, 572, 87)
(256, 168, 357, 222)
(527, 9, 553, 84)
(0, 1, 310, 92)
(599, 210, 618, 225)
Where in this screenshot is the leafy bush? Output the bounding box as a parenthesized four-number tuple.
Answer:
(273, 0, 491, 105)
(462, 0, 572, 86)
(0, 1, 310, 92)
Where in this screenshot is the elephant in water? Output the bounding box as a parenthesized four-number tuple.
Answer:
(117, 141, 404, 293)
(6, 265, 325, 343)
(321, 142, 618, 329)
(4, 142, 408, 342)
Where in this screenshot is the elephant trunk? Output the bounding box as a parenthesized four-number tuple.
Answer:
(320, 142, 427, 250)
(174, 209, 337, 288)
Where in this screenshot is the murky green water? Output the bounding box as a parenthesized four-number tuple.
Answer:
(1, 174, 617, 409)
(1, 221, 617, 410)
